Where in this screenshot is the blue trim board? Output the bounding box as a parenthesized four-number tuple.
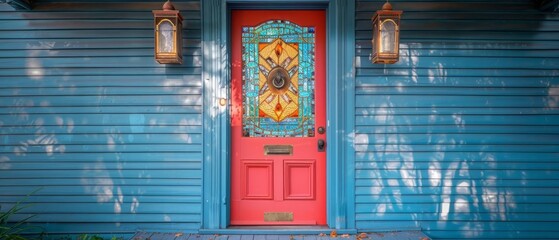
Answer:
(227, 2, 327, 9)
(201, 0, 356, 231)
(342, 0, 356, 230)
(201, 0, 230, 230)
(326, 0, 356, 230)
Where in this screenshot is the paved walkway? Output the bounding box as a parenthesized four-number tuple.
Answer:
(130, 231, 431, 240)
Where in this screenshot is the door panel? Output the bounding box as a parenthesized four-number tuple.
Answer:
(241, 160, 274, 200)
(231, 10, 326, 225)
(284, 160, 315, 200)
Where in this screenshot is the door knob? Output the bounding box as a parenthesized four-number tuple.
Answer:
(317, 139, 325, 152)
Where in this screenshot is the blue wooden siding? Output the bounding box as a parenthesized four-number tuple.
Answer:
(2, 0, 559, 238)
(0, 1, 202, 234)
(355, 0, 559, 239)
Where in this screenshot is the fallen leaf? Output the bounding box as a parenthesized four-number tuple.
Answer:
(330, 231, 338, 238)
(175, 233, 183, 237)
(341, 234, 350, 238)
(420, 238, 430, 240)
(319, 233, 327, 237)
(358, 233, 368, 239)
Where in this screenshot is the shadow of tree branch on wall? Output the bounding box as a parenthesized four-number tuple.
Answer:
(354, 31, 559, 238)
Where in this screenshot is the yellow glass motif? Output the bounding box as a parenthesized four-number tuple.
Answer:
(258, 39, 299, 122)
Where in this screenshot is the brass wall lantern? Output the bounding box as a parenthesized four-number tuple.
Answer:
(153, 0, 183, 64)
(371, 1, 402, 64)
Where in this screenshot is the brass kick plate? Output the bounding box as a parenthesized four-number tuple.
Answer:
(264, 212, 294, 222)
(264, 145, 293, 155)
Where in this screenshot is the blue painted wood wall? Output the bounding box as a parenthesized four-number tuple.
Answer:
(0, 1, 203, 235)
(1, 0, 559, 239)
(355, 0, 559, 239)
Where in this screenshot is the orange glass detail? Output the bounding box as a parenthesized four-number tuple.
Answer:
(258, 39, 300, 122)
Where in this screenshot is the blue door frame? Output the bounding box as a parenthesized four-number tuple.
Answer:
(201, 0, 355, 232)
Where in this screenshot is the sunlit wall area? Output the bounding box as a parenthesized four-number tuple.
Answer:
(0, 1, 203, 235)
(355, 0, 559, 239)
(1, 0, 559, 238)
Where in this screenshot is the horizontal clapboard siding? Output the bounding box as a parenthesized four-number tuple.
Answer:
(0, 1, 202, 234)
(355, 0, 559, 239)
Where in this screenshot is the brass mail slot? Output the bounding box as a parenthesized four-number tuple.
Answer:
(264, 212, 293, 222)
(264, 145, 293, 155)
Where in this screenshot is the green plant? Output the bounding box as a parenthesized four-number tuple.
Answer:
(77, 234, 104, 240)
(77, 234, 124, 240)
(0, 189, 41, 240)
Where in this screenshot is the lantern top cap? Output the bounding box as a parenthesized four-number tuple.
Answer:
(163, 0, 175, 10)
(382, 1, 392, 10)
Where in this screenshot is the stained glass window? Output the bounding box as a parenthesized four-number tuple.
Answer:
(242, 20, 315, 137)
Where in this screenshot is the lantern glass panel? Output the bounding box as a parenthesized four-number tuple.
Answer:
(380, 19, 396, 54)
(158, 21, 175, 53)
(372, 20, 378, 54)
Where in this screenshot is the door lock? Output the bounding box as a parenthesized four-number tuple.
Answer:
(317, 139, 325, 152)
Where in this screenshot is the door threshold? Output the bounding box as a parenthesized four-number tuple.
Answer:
(199, 227, 357, 235)
(230, 226, 329, 229)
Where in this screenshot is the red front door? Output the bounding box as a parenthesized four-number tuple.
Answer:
(231, 10, 326, 225)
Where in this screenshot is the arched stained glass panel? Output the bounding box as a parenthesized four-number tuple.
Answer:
(242, 20, 316, 137)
